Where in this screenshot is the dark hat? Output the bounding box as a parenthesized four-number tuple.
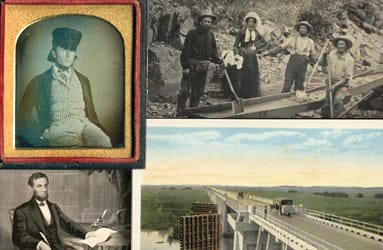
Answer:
(295, 21, 313, 33)
(47, 27, 82, 62)
(199, 9, 217, 22)
(332, 35, 353, 49)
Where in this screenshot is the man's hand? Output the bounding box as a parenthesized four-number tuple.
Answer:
(38, 242, 51, 250)
(85, 231, 98, 239)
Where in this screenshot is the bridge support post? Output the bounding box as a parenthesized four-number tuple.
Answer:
(233, 228, 258, 250)
(265, 232, 270, 250)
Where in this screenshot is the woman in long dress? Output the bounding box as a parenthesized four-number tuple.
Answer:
(234, 12, 266, 98)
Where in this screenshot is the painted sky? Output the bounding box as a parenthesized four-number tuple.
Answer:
(144, 122, 383, 187)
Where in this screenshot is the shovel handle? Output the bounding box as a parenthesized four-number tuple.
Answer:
(224, 69, 240, 101)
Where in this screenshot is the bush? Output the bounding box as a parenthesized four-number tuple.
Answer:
(375, 193, 383, 199)
(356, 192, 364, 198)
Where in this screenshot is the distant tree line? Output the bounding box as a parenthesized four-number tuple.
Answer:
(313, 192, 349, 198)
(288, 189, 298, 193)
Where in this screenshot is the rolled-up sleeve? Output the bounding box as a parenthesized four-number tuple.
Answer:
(281, 37, 293, 49)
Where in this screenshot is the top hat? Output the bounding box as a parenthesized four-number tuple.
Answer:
(47, 27, 82, 62)
(332, 35, 353, 49)
(295, 21, 313, 33)
(199, 9, 217, 22)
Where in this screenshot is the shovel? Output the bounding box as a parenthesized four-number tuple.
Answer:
(223, 68, 244, 114)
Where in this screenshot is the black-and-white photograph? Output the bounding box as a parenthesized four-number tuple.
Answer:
(147, 0, 383, 119)
(0, 169, 131, 250)
(16, 15, 125, 148)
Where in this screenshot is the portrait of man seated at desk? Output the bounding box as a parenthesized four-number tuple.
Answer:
(17, 27, 112, 148)
(12, 172, 98, 250)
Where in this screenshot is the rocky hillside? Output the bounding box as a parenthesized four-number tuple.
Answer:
(148, 0, 383, 118)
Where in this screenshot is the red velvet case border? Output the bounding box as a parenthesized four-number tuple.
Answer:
(0, 0, 143, 165)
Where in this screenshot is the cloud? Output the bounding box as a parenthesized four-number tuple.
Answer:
(301, 138, 331, 147)
(225, 131, 306, 143)
(148, 130, 222, 145)
(343, 132, 382, 145)
(321, 129, 347, 139)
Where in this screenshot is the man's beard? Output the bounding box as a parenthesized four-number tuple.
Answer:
(200, 25, 210, 32)
(34, 193, 48, 201)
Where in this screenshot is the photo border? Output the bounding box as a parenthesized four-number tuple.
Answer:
(0, 0, 146, 169)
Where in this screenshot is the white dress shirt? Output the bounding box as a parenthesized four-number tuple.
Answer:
(37, 200, 52, 225)
(36, 200, 51, 250)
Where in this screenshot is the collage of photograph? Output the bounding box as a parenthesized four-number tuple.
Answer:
(144, 0, 383, 249)
(1, 0, 383, 250)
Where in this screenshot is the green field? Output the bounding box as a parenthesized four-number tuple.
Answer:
(141, 187, 211, 232)
(227, 188, 383, 226)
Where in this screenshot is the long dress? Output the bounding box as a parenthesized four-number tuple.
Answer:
(234, 28, 266, 98)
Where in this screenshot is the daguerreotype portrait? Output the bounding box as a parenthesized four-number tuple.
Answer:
(0, 0, 146, 166)
(147, 0, 383, 119)
(0, 169, 132, 249)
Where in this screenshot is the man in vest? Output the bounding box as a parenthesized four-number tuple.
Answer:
(320, 35, 355, 118)
(12, 172, 96, 250)
(177, 9, 223, 111)
(18, 27, 112, 148)
(263, 21, 316, 93)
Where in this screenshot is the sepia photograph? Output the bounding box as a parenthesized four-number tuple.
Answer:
(147, 0, 383, 119)
(0, 169, 132, 250)
(141, 120, 383, 249)
(0, 0, 146, 166)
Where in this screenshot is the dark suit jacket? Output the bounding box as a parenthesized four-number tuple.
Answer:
(17, 68, 104, 147)
(180, 27, 221, 69)
(12, 198, 88, 250)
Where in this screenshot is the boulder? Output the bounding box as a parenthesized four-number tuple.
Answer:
(148, 42, 182, 86)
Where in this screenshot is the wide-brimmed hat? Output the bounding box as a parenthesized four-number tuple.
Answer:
(199, 9, 217, 22)
(332, 35, 353, 49)
(243, 12, 262, 27)
(295, 21, 313, 33)
(47, 27, 82, 62)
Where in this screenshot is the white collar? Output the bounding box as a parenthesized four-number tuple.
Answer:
(35, 199, 48, 206)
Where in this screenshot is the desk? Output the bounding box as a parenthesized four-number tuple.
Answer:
(62, 224, 130, 250)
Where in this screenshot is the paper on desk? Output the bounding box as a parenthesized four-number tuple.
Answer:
(79, 228, 117, 248)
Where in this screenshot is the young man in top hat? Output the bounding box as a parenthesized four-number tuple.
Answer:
(177, 9, 223, 111)
(18, 27, 112, 148)
(263, 21, 316, 93)
(320, 35, 355, 118)
(12, 172, 97, 250)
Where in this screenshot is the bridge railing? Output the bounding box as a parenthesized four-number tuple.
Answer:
(305, 209, 383, 236)
(249, 208, 343, 250)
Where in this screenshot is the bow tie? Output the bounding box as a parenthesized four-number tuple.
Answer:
(38, 201, 47, 206)
(57, 69, 71, 82)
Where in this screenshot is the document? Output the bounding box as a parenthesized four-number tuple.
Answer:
(79, 228, 117, 248)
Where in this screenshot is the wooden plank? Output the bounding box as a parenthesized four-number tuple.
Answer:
(349, 77, 383, 95)
(183, 71, 383, 118)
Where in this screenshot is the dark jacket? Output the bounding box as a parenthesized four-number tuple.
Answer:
(233, 29, 266, 55)
(180, 27, 221, 69)
(17, 68, 103, 146)
(12, 198, 88, 250)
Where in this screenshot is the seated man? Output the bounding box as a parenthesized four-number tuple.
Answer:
(18, 27, 111, 148)
(12, 172, 96, 250)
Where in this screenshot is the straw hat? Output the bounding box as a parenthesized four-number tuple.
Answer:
(199, 9, 217, 22)
(332, 35, 353, 49)
(295, 21, 313, 33)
